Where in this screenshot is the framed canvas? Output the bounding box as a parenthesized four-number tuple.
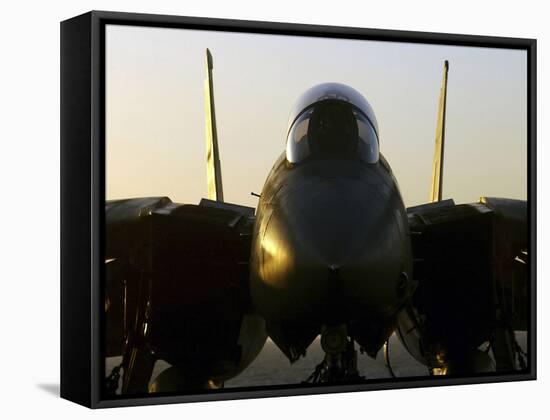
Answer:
(60, 10, 536, 408)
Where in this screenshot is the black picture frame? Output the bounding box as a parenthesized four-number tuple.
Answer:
(60, 10, 537, 409)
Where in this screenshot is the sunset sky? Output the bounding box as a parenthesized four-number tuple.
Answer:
(106, 24, 527, 209)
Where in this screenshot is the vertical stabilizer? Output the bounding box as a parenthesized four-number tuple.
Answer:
(204, 48, 224, 202)
(429, 60, 449, 203)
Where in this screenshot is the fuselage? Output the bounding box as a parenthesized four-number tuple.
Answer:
(249, 151, 414, 358)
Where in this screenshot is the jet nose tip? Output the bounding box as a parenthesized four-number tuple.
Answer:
(292, 205, 376, 269)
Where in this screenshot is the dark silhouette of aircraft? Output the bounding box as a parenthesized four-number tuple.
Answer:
(104, 51, 528, 394)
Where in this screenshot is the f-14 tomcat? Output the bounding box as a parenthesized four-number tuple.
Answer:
(105, 50, 528, 394)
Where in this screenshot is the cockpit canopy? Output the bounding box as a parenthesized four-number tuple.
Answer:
(286, 83, 379, 165)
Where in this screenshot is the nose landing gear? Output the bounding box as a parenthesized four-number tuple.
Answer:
(304, 325, 364, 384)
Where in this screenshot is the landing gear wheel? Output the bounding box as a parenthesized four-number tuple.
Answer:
(304, 325, 364, 384)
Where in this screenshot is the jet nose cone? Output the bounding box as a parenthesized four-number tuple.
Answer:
(286, 184, 372, 267)
(251, 176, 412, 324)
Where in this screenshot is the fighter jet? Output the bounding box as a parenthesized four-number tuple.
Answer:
(104, 51, 528, 394)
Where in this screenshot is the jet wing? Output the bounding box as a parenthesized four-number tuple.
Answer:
(104, 196, 257, 357)
(398, 197, 528, 371)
